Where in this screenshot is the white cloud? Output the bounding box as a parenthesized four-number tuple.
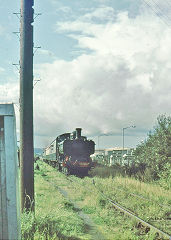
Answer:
(145, 0, 171, 24)
(2, 5, 171, 147)
(80, 6, 115, 21)
(33, 6, 171, 146)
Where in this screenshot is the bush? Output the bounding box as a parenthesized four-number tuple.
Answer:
(132, 115, 171, 184)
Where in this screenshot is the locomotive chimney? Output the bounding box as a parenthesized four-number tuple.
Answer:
(76, 128, 82, 139)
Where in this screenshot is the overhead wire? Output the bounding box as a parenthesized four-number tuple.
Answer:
(164, 0, 171, 8)
(142, 0, 171, 27)
(151, 0, 171, 22)
(152, 0, 171, 10)
(141, 0, 171, 28)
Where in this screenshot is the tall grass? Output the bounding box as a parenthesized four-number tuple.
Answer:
(67, 173, 171, 238)
(90, 163, 171, 191)
(21, 161, 171, 239)
(21, 161, 91, 240)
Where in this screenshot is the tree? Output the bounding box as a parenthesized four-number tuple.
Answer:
(133, 115, 171, 182)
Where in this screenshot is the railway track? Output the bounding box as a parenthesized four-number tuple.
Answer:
(40, 160, 171, 239)
(65, 175, 171, 240)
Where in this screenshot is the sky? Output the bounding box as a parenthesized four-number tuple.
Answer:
(0, 0, 171, 149)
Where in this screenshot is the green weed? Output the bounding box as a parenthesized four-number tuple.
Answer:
(21, 161, 171, 239)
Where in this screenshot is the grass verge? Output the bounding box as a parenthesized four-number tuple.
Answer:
(21, 161, 91, 240)
(21, 161, 171, 239)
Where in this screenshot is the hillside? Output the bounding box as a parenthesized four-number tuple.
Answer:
(34, 148, 43, 155)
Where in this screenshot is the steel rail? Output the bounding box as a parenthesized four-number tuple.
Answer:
(41, 162, 171, 240)
(64, 175, 171, 240)
(112, 185, 171, 209)
(98, 190, 171, 240)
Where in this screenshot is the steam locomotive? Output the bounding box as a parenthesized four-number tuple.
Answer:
(43, 128, 95, 176)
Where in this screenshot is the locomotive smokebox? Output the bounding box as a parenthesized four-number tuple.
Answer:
(76, 128, 82, 139)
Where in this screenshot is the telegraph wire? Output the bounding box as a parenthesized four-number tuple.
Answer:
(143, 0, 171, 26)
(142, 0, 171, 26)
(141, 0, 171, 28)
(164, 0, 171, 8)
(152, 0, 171, 9)
(151, 0, 171, 22)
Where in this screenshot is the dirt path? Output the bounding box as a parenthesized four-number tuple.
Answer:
(58, 187, 105, 240)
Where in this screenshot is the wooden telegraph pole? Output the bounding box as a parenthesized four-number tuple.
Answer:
(20, 0, 34, 212)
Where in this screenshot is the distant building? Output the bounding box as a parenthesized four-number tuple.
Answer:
(91, 149, 105, 164)
(95, 149, 105, 154)
(105, 147, 135, 166)
(91, 147, 135, 166)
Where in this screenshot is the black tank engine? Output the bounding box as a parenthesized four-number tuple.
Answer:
(43, 128, 95, 176)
